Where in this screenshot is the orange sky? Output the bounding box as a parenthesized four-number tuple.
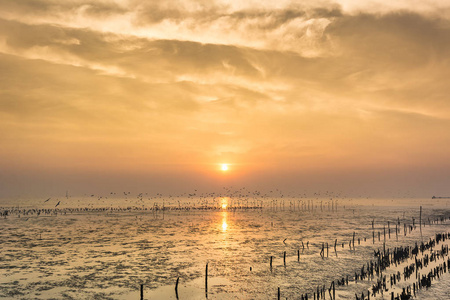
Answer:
(1, 0, 450, 197)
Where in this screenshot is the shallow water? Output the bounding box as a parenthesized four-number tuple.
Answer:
(1, 197, 449, 299)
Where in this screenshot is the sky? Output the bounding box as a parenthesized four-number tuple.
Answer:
(1, 0, 450, 198)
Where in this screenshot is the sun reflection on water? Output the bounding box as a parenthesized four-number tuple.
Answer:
(218, 197, 231, 232)
(221, 208, 228, 232)
(222, 216, 228, 232)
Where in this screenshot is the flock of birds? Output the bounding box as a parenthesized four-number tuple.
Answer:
(34, 187, 356, 210)
(0, 187, 421, 216)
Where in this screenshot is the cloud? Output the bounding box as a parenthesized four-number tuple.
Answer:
(2, 0, 449, 57)
(2, 8, 450, 115)
(326, 12, 450, 65)
(0, 0, 127, 18)
(0, 1, 338, 55)
(321, 12, 450, 116)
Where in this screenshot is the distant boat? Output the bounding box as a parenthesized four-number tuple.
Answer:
(432, 196, 450, 199)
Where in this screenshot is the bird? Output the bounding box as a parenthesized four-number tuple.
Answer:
(55, 201, 61, 207)
(44, 198, 50, 203)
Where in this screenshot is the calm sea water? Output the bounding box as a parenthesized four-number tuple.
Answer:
(1, 196, 449, 299)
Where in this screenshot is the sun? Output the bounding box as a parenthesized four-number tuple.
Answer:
(221, 164, 229, 171)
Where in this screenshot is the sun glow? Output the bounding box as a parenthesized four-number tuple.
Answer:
(220, 197, 229, 209)
(221, 164, 229, 171)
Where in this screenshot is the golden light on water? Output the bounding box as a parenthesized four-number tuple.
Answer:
(220, 198, 229, 231)
(222, 218, 228, 232)
(221, 210, 228, 232)
(220, 197, 229, 209)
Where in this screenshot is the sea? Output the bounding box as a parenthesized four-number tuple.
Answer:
(1, 196, 449, 299)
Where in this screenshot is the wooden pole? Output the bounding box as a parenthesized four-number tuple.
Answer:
(140, 284, 143, 300)
(420, 206, 422, 230)
(175, 277, 179, 299)
(372, 219, 374, 244)
(388, 221, 390, 239)
(278, 287, 280, 300)
(205, 263, 208, 294)
(332, 281, 335, 299)
(283, 251, 286, 266)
